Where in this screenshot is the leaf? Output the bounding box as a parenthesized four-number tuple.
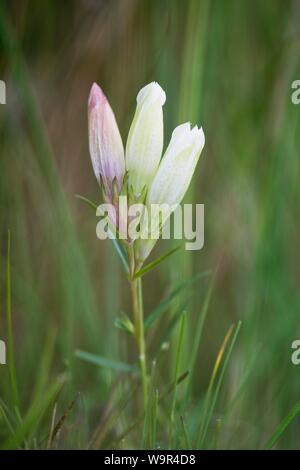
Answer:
(6, 229, 19, 409)
(133, 245, 181, 280)
(198, 321, 242, 448)
(114, 371, 190, 446)
(1, 373, 67, 450)
(184, 276, 214, 404)
(114, 312, 135, 335)
(143, 361, 158, 449)
(75, 194, 129, 274)
(50, 394, 79, 446)
(144, 270, 210, 331)
(110, 238, 129, 275)
(0, 400, 14, 435)
(75, 194, 98, 210)
(180, 415, 191, 450)
(75, 350, 137, 373)
(153, 306, 187, 359)
(264, 399, 300, 449)
(170, 312, 186, 446)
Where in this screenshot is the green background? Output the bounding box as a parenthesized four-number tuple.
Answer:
(0, 0, 300, 449)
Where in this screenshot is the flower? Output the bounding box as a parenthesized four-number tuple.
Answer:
(126, 82, 166, 197)
(88, 83, 125, 202)
(137, 123, 205, 263)
(148, 123, 204, 207)
(88, 81, 205, 260)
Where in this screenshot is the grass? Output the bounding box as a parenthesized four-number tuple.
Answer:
(1, 0, 300, 450)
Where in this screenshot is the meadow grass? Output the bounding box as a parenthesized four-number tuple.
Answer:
(1, 0, 300, 449)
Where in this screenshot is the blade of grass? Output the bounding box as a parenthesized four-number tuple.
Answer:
(75, 349, 137, 373)
(89, 380, 138, 449)
(198, 321, 242, 448)
(113, 371, 190, 446)
(184, 276, 214, 405)
(153, 306, 187, 360)
(0, 401, 15, 435)
(50, 394, 78, 446)
(31, 327, 56, 403)
(47, 403, 57, 449)
(2, 373, 67, 450)
(6, 230, 19, 408)
(180, 415, 191, 450)
(264, 399, 300, 449)
(143, 360, 158, 449)
(145, 270, 210, 331)
(169, 311, 186, 447)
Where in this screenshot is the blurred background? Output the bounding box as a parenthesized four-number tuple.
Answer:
(1, 0, 300, 449)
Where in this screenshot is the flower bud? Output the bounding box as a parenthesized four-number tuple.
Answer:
(126, 82, 166, 196)
(88, 83, 125, 201)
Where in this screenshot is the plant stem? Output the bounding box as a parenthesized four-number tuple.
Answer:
(129, 246, 148, 412)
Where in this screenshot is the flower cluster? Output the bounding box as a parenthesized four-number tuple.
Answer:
(88, 81, 205, 264)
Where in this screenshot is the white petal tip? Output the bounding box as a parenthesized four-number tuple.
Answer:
(136, 81, 166, 106)
(194, 126, 205, 151)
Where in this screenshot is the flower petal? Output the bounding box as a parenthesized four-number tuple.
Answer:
(147, 124, 205, 207)
(126, 82, 166, 196)
(88, 83, 125, 200)
(137, 123, 205, 263)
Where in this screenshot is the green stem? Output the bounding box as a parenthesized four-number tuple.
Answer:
(129, 246, 148, 412)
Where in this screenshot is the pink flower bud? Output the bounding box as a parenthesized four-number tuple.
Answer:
(88, 83, 125, 201)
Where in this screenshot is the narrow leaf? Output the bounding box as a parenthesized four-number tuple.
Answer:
(170, 312, 186, 447)
(153, 306, 187, 359)
(133, 245, 181, 280)
(114, 312, 135, 335)
(75, 194, 97, 210)
(265, 399, 300, 449)
(75, 350, 137, 373)
(144, 270, 209, 331)
(76, 194, 129, 274)
(2, 373, 67, 450)
(198, 321, 242, 447)
(6, 230, 19, 408)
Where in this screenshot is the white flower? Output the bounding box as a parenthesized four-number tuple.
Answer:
(148, 123, 205, 207)
(126, 82, 166, 196)
(88, 81, 205, 260)
(137, 123, 205, 263)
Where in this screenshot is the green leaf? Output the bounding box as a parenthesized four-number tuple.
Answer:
(6, 230, 19, 409)
(198, 321, 242, 447)
(75, 194, 129, 274)
(110, 238, 129, 275)
(144, 270, 210, 331)
(180, 415, 191, 450)
(264, 399, 300, 449)
(184, 276, 214, 404)
(114, 312, 135, 335)
(170, 311, 186, 446)
(1, 373, 67, 450)
(153, 307, 187, 359)
(75, 350, 137, 373)
(133, 245, 181, 280)
(143, 361, 158, 449)
(75, 194, 98, 210)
